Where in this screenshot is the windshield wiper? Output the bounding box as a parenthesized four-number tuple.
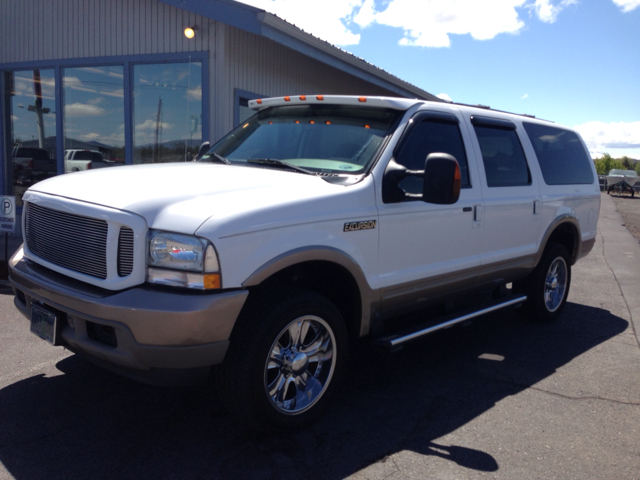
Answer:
(247, 158, 317, 176)
(201, 153, 231, 165)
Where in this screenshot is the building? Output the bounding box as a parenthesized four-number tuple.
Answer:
(0, 0, 439, 257)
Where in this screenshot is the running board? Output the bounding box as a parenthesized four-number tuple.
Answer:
(373, 295, 527, 350)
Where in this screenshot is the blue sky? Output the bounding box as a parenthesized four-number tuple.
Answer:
(238, 0, 640, 159)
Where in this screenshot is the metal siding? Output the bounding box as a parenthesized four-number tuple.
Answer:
(0, 0, 212, 63)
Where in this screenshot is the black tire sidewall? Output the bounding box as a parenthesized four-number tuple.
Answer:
(218, 287, 348, 431)
(522, 243, 571, 323)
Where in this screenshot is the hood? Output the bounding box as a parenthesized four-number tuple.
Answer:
(29, 163, 355, 234)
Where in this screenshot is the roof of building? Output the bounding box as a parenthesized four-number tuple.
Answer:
(159, 0, 442, 102)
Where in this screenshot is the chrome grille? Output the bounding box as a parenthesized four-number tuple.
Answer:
(26, 203, 108, 279)
(117, 227, 134, 277)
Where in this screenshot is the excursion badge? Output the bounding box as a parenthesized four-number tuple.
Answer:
(344, 220, 376, 232)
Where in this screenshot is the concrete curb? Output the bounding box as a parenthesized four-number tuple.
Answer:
(598, 192, 640, 346)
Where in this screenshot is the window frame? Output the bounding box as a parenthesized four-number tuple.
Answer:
(471, 115, 532, 188)
(234, 88, 263, 127)
(0, 52, 209, 196)
(390, 111, 472, 201)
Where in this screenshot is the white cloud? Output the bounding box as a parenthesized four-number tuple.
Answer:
(574, 121, 640, 157)
(187, 85, 202, 101)
(521, 93, 529, 99)
(236, 0, 596, 48)
(357, 0, 527, 47)
(533, 0, 577, 23)
(64, 103, 106, 117)
(237, 0, 363, 45)
(611, 0, 640, 12)
(78, 130, 125, 147)
(436, 93, 453, 102)
(136, 119, 172, 132)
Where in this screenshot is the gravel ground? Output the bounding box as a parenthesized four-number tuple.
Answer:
(608, 190, 640, 244)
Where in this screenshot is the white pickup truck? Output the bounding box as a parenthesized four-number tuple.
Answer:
(64, 149, 121, 172)
(9, 95, 600, 430)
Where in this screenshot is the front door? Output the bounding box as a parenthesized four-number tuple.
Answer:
(376, 109, 484, 317)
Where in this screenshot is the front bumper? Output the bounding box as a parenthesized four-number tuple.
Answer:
(9, 250, 248, 385)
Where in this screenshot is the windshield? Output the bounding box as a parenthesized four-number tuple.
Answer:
(200, 104, 402, 174)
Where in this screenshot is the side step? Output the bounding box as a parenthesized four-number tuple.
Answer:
(373, 294, 527, 350)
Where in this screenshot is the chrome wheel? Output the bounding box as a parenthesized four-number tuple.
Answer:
(264, 315, 337, 415)
(544, 256, 567, 313)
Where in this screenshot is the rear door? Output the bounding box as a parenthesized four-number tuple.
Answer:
(466, 115, 541, 285)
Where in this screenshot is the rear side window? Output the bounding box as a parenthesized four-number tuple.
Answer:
(523, 123, 594, 185)
(394, 117, 470, 196)
(473, 122, 531, 187)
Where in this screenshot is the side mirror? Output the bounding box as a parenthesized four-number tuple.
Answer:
(194, 141, 211, 161)
(422, 153, 461, 204)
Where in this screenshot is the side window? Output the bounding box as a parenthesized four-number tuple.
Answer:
(394, 118, 470, 196)
(473, 121, 530, 187)
(523, 122, 594, 185)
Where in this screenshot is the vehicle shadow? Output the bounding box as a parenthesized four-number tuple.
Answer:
(0, 302, 627, 480)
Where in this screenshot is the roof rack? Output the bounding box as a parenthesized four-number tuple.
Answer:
(450, 101, 555, 123)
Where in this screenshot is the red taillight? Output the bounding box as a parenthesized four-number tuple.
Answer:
(87, 163, 92, 170)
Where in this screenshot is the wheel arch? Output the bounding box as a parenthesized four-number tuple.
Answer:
(534, 215, 582, 268)
(241, 246, 376, 338)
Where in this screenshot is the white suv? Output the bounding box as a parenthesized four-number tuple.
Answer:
(9, 95, 600, 430)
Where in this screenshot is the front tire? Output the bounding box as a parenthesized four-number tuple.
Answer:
(516, 243, 571, 323)
(216, 286, 348, 431)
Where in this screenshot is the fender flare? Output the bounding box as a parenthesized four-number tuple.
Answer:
(242, 246, 377, 337)
(534, 215, 582, 268)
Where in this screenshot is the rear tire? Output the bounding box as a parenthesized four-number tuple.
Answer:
(515, 243, 571, 323)
(216, 286, 348, 431)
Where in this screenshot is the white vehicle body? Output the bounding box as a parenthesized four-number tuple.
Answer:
(64, 149, 114, 173)
(10, 95, 601, 429)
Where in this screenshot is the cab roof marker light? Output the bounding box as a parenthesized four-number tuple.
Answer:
(309, 120, 315, 124)
(364, 124, 371, 129)
(299, 95, 307, 101)
(284, 96, 291, 102)
(316, 95, 324, 101)
(358, 97, 367, 102)
(257, 99, 262, 104)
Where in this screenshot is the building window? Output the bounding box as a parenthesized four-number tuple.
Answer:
(63, 66, 125, 172)
(2, 69, 57, 205)
(133, 61, 202, 164)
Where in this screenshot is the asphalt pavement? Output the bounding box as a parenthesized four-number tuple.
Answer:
(0, 192, 639, 479)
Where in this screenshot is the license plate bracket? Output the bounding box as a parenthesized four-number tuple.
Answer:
(30, 304, 60, 345)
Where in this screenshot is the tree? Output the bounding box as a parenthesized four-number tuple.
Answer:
(621, 156, 632, 169)
(594, 153, 623, 175)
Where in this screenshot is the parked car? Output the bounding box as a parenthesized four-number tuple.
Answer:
(9, 95, 600, 431)
(12, 146, 56, 186)
(64, 149, 121, 172)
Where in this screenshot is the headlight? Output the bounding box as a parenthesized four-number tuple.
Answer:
(147, 230, 221, 289)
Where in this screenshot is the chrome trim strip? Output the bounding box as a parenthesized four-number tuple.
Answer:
(379, 295, 527, 347)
